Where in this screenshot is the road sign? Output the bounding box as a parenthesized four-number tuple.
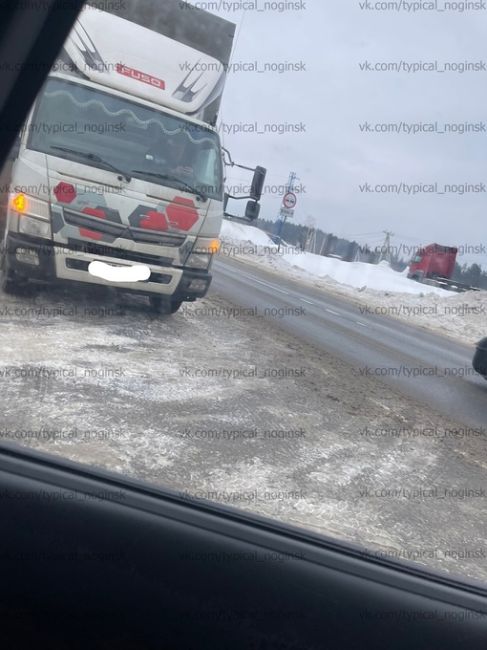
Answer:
(280, 207, 294, 218)
(282, 192, 297, 209)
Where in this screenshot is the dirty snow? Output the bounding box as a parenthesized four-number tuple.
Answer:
(2, 283, 486, 583)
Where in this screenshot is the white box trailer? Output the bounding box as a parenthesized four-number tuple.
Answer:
(1, 1, 265, 314)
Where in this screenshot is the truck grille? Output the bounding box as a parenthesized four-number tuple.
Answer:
(63, 209, 186, 246)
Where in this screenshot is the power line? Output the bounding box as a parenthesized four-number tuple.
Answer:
(378, 230, 394, 264)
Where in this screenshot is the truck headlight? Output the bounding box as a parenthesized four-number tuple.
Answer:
(10, 193, 51, 239)
(185, 238, 220, 269)
(10, 193, 50, 219)
(19, 215, 52, 239)
(186, 252, 212, 269)
(193, 238, 221, 254)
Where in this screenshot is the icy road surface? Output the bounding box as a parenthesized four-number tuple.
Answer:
(1, 283, 487, 584)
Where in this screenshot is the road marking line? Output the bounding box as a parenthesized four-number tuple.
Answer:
(254, 279, 289, 295)
(325, 308, 339, 315)
(301, 298, 314, 305)
(356, 321, 368, 327)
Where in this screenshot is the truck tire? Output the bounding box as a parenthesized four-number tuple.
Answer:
(149, 296, 183, 315)
(0, 252, 22, 295)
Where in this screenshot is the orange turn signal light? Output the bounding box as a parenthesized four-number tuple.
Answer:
(10, 193, 28, 214)
(208, 239, 221, 254)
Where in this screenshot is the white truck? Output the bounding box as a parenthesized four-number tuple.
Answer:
(1, 1, 265, 313)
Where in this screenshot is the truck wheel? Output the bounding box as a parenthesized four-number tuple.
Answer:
(0, 253, 22, 295)
(149, 296, 183, 315)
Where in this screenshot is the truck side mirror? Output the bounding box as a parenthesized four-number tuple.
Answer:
(250, 166, 266, 201)
(245, 200, 260, 221)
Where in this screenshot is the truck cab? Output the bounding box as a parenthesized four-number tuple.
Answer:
(1, 4, 264, 314)
(408, 243, 458, 283)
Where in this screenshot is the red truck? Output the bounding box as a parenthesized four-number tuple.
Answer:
(407, 243, 475, 292)
(408, 243, 457, 282)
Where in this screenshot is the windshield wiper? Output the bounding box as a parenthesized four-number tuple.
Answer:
(131, 170, 207, 201)
(50, 146, 131, 182)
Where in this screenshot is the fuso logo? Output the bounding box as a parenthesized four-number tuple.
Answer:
(115, 64, 165, 90)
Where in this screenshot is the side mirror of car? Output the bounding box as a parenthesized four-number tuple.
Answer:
(473, 337, 487, 379)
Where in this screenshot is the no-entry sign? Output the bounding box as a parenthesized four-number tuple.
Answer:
(282, 192, 297, 209)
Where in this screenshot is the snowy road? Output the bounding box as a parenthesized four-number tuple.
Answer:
(213, 256, 487, 430)
(0, 272, 486, 583)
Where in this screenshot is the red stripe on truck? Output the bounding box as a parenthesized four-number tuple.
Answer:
(80, 207, 106, 241)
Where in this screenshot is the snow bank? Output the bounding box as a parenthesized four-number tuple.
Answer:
(220, 219, 446, 296)
(219, 219, 487, 345)
(281, 252, 447, 295)
(221, 220, 277, 248)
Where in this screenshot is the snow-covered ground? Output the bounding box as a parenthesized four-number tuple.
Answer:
(220, 220, 486, 346)
(1, 282, 486, 583)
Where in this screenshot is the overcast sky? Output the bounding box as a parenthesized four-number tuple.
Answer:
(196, 1, 487, 266)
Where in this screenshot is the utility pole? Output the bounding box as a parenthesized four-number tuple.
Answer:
(306, 227, 316, 253)
(276, 171, 297, 252)
(304, 215, 315, 253)
(379, 230, 394, 264)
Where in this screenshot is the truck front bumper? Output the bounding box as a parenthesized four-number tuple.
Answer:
(4, 233, 211, 300)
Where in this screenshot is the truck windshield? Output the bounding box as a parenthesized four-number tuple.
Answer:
(27, 77, 223, 200)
